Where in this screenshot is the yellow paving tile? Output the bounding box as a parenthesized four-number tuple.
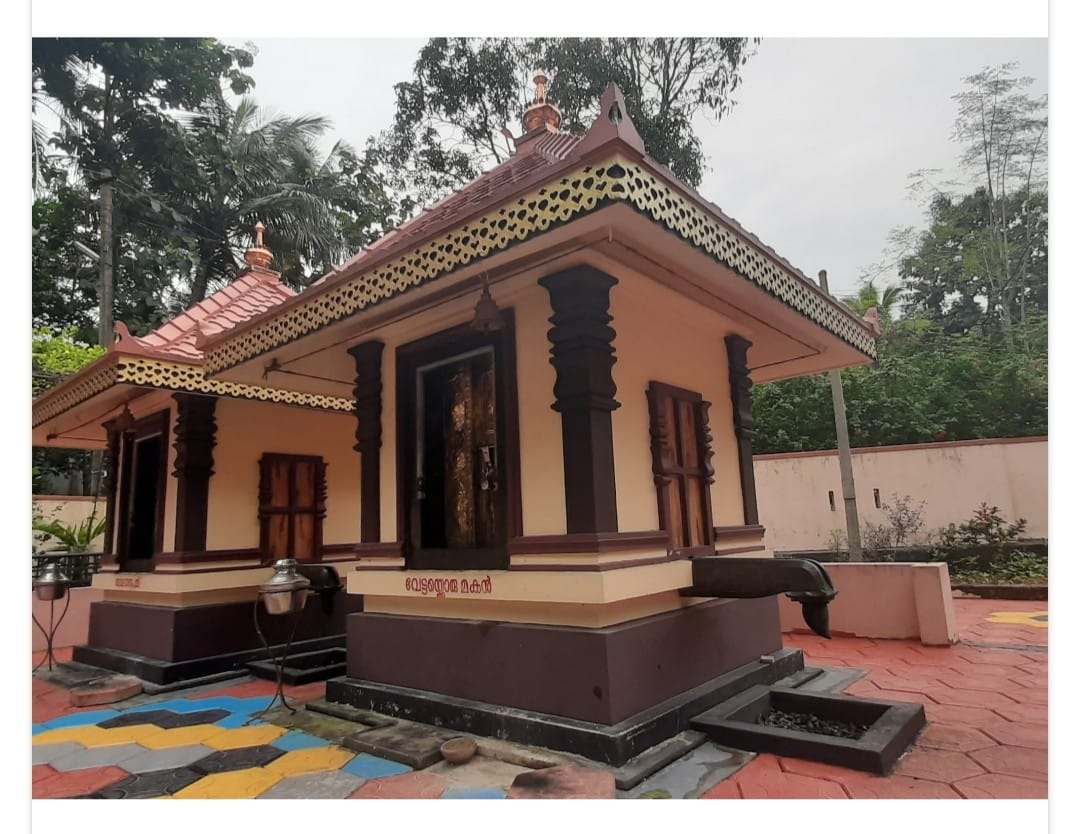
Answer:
(139, 724, 225, 750)
(172, 768, 284, 799)
(33, 724, 161, 748)
(264, 746, 356, 777)
(987, 611, 1048, 628)
(204, 725, 287, 751)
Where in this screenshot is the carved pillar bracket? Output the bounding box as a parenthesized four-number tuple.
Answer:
(172, 393, 217, 552)
(348, 340, 384, 543)
(725, 334, 759, 526)
(539, 266, 620, 534)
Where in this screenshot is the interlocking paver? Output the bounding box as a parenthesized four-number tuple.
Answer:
(967, 745, 1048, 781)
(442, 787, 507, 799)
(51, 742, 147, 771)
(123, 744, 216, 774)
(895, 748, 985, 783)
(340, 752, 412, 780)
(258, 770, 366, 799)
(140, 724, 228, 750)
(914, 723, 996, 753)
(953, 772, 1047, 799)
(348, 771, 448, 799)
(978, 720, 1047, 750)
(270, 730, 332, 751)
(705, 755, 847, 799)
(265, 746, 357, 778)
(204, 725, 288, 750)
(32, 741, 85, 766)
(91, 766, 204, 799)
(100, 709, 230, 729)
(42, 710, 121, 730)
(33, 765, 130, 799)
(172, 767, 284, 799)
(989, 702, 1048, 724)
(919, 686, 1017, 709)
(190, 745, 286, 775)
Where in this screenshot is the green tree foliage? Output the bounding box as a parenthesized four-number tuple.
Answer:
(378, 37, 757, 203)
(752, 316, 1047, 454)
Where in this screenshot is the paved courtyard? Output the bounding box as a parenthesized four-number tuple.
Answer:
(32, 598, 1047, 800)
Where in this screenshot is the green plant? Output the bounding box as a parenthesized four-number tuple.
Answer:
(880, 493, 927, 547)
(934, 503, 1028, 558)
(32, 510, 106, 554)
(860, 522, 895, 561)
(824, 528, 847, 556)
(949, 549, 1047, 586)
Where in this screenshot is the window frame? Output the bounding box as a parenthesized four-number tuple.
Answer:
(646, 381, 716, 557)
(257, 452, 327, 565)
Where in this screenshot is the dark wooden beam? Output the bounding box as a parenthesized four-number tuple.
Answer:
(348, 340, 384, 543)
(539, 266, 620, 534)
(172, 394, 217, 552)
(725, 335, 759, 526)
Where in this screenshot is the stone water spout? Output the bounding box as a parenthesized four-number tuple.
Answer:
(681, 557, 838, 639)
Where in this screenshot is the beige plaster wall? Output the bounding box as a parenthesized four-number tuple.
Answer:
(608, 268, 745, 532)
(205, 398, 361, 550)
(777, 561, 958, 645)
(367, 272, 566, 541)
(32, 496, 106, 554)
(754, 437, 1048, 552)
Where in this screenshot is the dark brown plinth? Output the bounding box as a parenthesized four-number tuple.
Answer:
(344, 597, 781, 725)
(72, 593, 362, 685)
(326, 647, 803, 766)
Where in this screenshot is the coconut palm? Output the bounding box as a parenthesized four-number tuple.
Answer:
(160, 96, 355, 302)
(842, 279, 904, 329)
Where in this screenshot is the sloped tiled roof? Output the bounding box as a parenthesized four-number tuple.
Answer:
(312, 129, 583, 288)
(129, 270, 295, 361)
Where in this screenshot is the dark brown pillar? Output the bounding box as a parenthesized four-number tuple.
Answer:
(725, 335, 759, 525)
(172, 393, 217, 551)
(348, 341, 384, 543)
(539, 266, 620, 534)
(101, 421, 121, 565)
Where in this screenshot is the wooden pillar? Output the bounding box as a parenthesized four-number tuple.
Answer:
(172, 393, 217, 551)
(348, 340, 384, 543)
(539, 266, 620, 534)
(101, 421, 121, 565)
(725, 335, 759, 526)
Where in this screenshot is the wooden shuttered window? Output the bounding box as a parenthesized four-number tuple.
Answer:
(258, 453, 326, 563)
(647, 382, 716, 555)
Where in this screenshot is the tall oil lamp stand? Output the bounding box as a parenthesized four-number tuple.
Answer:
(247, 559, 311, 724)
(33, 563, 71, 672)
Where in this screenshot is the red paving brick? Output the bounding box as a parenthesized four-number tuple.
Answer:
(953, 772, 1048, 799)
(33, 765, 129, 799)
(895, 748, 986, 783)
(348, 772, 448, 799)
(708, 755, 849, 799)
(919, 685, 1018, 709)
(989, 702, 1049, 723)
(915, 724, 997, 753)
(967, 745, 1048, 781)
(980, 717, 1045, 747)
(923, 702, 1002, 726)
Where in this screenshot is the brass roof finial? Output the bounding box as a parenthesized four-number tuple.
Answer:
(522, 69, 561, 133)
(244, 221, 274, 270)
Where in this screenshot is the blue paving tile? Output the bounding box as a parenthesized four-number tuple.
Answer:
(271, 731, 331, 752)
(42, 710, 120, 730)
(213, 713, 265, 729)
(441, 787, 506, 799)
(220, 697, 273, 714)
(340, 753, 411, 780)
(32, 724, 47, 736)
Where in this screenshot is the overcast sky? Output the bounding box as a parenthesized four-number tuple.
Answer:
(223, 37, 1046, 299)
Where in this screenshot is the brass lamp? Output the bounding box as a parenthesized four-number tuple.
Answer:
(258, 558, 311, 615)
(33, 562, 72, 672)
(34, 562, 69, 601)
(470, 276, 503, 333)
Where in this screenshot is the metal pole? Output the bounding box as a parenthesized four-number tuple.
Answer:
(818, 270, 863, 561)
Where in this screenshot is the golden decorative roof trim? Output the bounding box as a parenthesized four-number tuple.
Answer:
(32, 356, 353, 428)
(204, 153, 877, 376)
